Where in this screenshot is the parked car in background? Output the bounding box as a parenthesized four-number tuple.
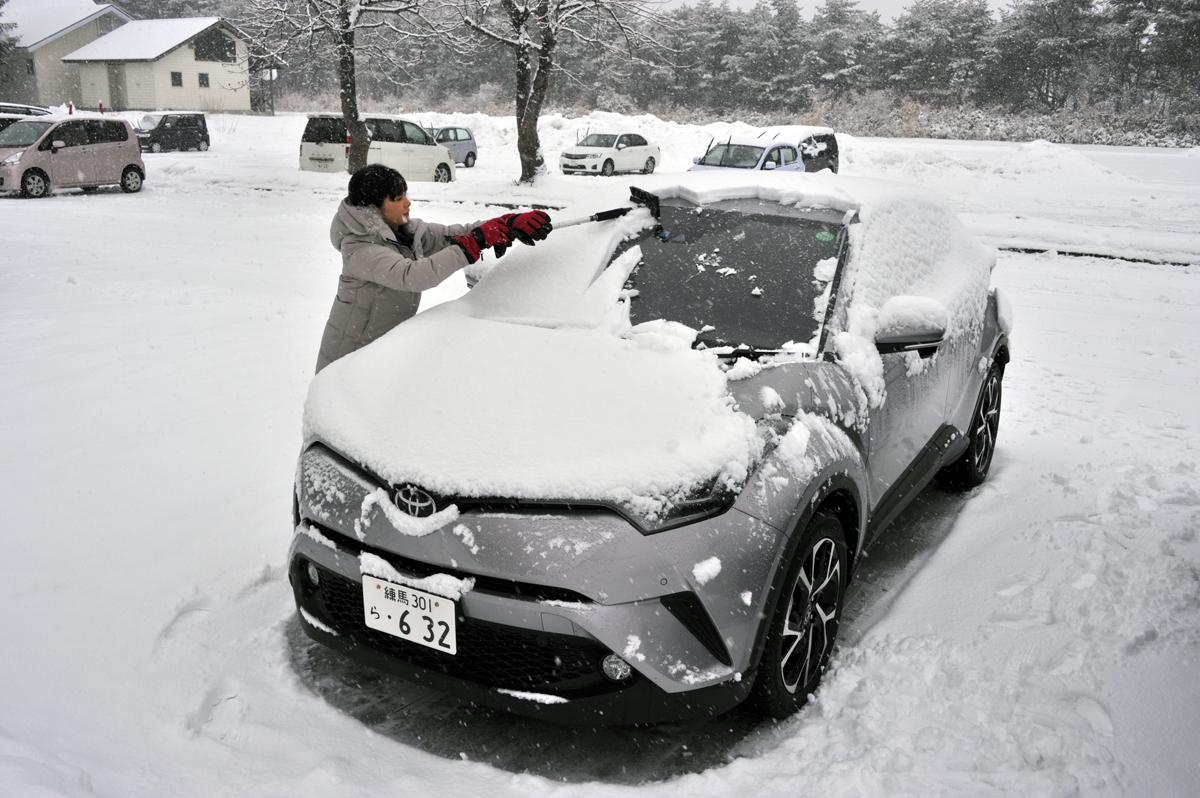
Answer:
(300, 113, 456, 182)
(691, 127, 840, 174)
(560, 132, 660, 176)
(0, 102, 51, 116)
(0, 113, 27, 135)
(288, 172, 1008, 724)
(426, 126, 477, 168)
(0, 115, 145, 197)
(135, 112, 209, 153)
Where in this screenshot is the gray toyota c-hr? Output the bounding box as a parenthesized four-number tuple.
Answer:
(289, 173, 1010, 725)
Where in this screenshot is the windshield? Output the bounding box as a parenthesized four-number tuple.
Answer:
(699, 144, 764, 169)
(620, 200, 845, 350)
(579, 134, 617, 148)
(138, 114, 163, 130)
(0, 120, 51, 149)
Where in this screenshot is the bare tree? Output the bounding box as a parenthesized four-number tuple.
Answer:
(457, 1, 665, 184)
(238, 0, 437, 172)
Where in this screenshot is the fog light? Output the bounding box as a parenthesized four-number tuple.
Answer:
(601, 654, 632, 681)
(305, 561, 320, 587)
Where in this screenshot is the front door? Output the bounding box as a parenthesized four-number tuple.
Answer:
(45, 121, 92, 186)
(400, 120, 437, 180)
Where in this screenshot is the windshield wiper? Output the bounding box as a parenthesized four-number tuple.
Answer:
(693, 338, 781, 361)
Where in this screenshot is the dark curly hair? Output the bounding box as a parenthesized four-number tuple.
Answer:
(347, 163, 408, 207)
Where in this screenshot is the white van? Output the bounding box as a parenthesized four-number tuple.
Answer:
(299, 113, 456, 182)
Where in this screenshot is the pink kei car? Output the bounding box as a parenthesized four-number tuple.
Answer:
(0, 114, 145, 198)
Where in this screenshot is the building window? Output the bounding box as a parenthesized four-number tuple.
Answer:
(198, 73, 210, 88)
(171, 72, 183, 87)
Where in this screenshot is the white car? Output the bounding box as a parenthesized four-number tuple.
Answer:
(299, 113, 456, 182)
(559, 133, 660, 177)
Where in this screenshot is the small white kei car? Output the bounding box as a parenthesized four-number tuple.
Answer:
(560, 133, 660, 177)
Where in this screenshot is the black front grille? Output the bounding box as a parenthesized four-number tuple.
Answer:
(299, 563, 615, 696)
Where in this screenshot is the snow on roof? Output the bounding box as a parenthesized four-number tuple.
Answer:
(0, 0, 124, 49)
(62, 17, 223, 62)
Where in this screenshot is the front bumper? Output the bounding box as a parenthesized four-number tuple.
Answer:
(289, 536, 752, 724)
(291, 445, 789, 723)
(0, 163, 19, 190)
(560, 157, 600, 173)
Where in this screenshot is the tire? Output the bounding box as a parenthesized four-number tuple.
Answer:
(939, 363, 1003, 488)
(199, 140, 209, 152)
(120, 166, 143, 193)
(20, 169, 49, 198)
(601, 159, 615, 177)
(150, 142, 162, 154)
(464, 152, 475, 168)
(829, 156, 839, 174)
(433, 164, 452, 183)
(749, 510, 849, 718)
(642, 157, 656, 174)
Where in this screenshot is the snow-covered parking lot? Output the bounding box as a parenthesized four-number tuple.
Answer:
(1, 112, 1198, 797)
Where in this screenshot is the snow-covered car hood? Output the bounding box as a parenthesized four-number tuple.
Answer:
(304, 210, 762, 514)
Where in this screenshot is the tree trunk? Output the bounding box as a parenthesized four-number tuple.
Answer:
(514, 29, 556, 184)
(336, 2, 368, 174)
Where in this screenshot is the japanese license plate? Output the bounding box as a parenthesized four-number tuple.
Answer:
(362, 575, 458, 654)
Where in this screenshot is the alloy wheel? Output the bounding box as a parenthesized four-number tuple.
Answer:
(434, 164, 451, 183)
(971, 371, 1002, 473)
(780, 535, 843, 694)
(22, 171, 47, 198)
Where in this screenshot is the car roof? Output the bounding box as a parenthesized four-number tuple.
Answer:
(708, 126, 836, 149)
(307, 112, 418, 122)
(628, 170, 944, 219)
(32, 113, 131, 124)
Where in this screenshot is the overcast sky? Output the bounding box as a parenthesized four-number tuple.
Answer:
(659, 0, 1007, 21)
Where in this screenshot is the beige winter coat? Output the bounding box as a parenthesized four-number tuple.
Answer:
(316, 201, 473, 371)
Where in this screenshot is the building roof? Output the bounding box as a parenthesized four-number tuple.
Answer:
(61, 17, 228, 62)
(0, 0, 129, 50)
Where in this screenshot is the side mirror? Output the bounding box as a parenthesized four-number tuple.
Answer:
(762, 161, 778, 171)
(51, 140, 67, 152)
(616, 142, 626, 150)
(692, 156, 701, 164)
(874, 296, 949, 359)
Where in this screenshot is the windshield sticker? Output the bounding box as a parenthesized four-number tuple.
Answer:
(815, 230, 836, 242)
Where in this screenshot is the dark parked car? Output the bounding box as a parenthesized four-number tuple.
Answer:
(288, 173, 1009, 725)
(0, 113, 27, 134)
(135, 112, 209, 152)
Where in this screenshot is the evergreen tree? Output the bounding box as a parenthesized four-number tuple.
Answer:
(803, 0, 884, 101)
(976, 0, 1100, 111)
(884, 0, 993, 106)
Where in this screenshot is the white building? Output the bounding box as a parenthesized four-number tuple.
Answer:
(0, 0, 132, 107)
(62, 17, 251, 113)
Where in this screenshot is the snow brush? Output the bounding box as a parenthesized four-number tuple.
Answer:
(554, 186, 661, 230)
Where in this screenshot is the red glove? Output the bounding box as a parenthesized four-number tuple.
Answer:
(451, 218, 512, 264)
(507, 210, 552, 245)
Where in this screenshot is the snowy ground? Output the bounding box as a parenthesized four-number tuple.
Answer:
(1, 111, 1198, 797)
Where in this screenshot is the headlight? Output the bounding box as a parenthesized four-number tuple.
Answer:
(633, 479, 737, 535)
(1, 153, 20, 165)
(587, 154, 601, 160)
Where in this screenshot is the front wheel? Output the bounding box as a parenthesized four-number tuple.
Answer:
(150, 142, 162, 154)
(749, 511, 849, 718)
(21, 169, 49, 198)
(464, 152, 476, 168)
(198, 140, 210, 152)
(601, 159, 615, 177)
(642, 157, 656, 174)
(433, 164, 452, 183)
(939, 363, 1002, 488)
(120, 166, 143, 193)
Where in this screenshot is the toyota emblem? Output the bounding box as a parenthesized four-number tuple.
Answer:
(393, 484, 437, 517)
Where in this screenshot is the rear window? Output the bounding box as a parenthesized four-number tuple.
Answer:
(303, 117, 346, 144)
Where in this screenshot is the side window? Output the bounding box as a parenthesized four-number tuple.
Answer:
(616, 135, 631, 148)
(371, 119, 401, 143)
(454, 129, 467, 142)
(779, 146, 797, 165)
(400, 121, 432, 145)
(170, 72, 183, 87)
(436, 129, 452, 143)
(629, 134, 647, 147)
(57, 122, 89, 147)
(764, 147, 781, 167)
